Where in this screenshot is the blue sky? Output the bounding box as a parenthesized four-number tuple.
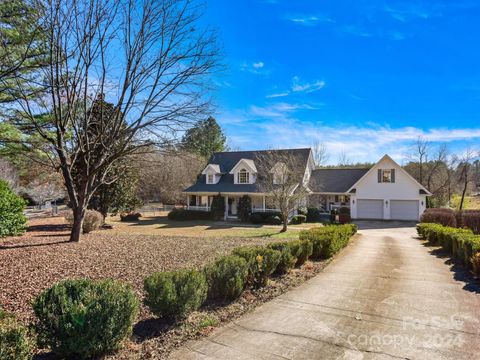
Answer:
(203, 0, 480, 164)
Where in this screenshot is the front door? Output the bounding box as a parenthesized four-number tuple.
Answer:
(228, 197, 238, 216)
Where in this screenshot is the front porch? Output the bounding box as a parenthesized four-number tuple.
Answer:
(308, 194, 351, 212)
(186, 194, 280, 220)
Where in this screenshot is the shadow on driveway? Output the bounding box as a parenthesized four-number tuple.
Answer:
(354, 220, 417, 230)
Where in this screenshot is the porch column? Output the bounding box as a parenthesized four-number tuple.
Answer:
(224, 196, 228, 220)
(187, 195, 190, 209)
(262, 195, 266, 211)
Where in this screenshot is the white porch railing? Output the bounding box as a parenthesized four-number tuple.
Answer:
(188, 205, 210, 211)
(251, 207, 281, 213)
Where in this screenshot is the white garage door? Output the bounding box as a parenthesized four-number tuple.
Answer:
(357, 199, 384, 219)
(390, 200, 419, 221)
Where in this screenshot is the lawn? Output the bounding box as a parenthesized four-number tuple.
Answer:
(106, 211, 318, 239)
(451, 195, 480, 210)
(0, 214, 320, 323)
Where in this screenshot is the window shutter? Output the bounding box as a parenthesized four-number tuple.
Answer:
(378, 169, 382, 183)
(391, 169, 395, 183)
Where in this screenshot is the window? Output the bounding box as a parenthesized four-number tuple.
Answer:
(238, 169, 249, 184)
(382, 169, 392, 183)
(207, 174, 214, 184)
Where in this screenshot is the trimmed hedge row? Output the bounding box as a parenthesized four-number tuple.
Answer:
(420, 208, 480, 234)
(168, 208, 213, 221)
(26, 224, 356, 359)
(417, 223, 480, 272)
(299, 224, 358, 259)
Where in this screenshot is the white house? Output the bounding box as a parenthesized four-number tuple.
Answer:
(184, 149, 431, 221)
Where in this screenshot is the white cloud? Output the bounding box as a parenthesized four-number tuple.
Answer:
(241, 61, 268, 75)
(266, 92, 289, 98)
(219, 105, 480, 165)
(287, 14, 334, 26)
(291, 76, 326, 93)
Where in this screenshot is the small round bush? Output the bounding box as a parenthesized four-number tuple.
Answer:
(267, 242, 296, 274)
(33, 279, 139, 359)
(144, 269, 207, 320)
(64, 209, 104, 233)
(204, 255, 248, 301)
(0, 180, 27, 238)
(232, 246, 281, 287)
(120, 212, 141, 222)
(0, 310, 33, 360)
(289, 239, 313, 267)
(290, 215, 306, 225)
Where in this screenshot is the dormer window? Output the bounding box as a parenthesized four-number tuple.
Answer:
(238, 169, 249, 184)
(207, 174, 214, 184)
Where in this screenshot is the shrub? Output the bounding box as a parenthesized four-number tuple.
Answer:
(120, 212, 141, 221)
(267, 242, 296, 274)
(471, 252, 480, 277)
(420, 208, 457, 227)
(167, 208, 213, 221)
(306, 207, 322, 223)
(144, 269, 207, 320)
(299, 224, 356, 259)
(461, 211, 480, 235)
(289, 239, 313, 267)
(210, 195, 225, 220)
(232, 246, 281, 287)
(417, 223, 480, 268)
(0, 310, 33, 360)
(249, 211, 282, 225)
(237, 195, 252, 222)
(33, 279, 139, 359)
(290, 215, 306, 225)
(64, 209, 104, 233)
(204, 255, 248, 301)
(297, 207, 308, 216)
(0, 180, 27, 238)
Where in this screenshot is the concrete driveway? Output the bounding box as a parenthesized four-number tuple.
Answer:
(170, 225, 480, 360)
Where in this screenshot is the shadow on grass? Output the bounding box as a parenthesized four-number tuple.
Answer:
(421, 241, 480, 294)
(120, 215, 266, 231)
(132, 317, 176, 343)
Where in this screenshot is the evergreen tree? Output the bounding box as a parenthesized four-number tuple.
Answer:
(181, 117, 227, 159)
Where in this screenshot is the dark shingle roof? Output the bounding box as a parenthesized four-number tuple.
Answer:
(308, 168, 370, 193)
(184, 148, 311, 193)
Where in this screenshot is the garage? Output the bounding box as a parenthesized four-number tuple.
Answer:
(390, 200, 419, 221)
(357, 199, 384, 219)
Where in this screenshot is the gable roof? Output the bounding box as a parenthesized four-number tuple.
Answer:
(201, 164, 222, 175)
(229, 158, 257, 174)
(309, 168, 370, 194)
(346, 154, 432, 195)
(184, 148, 311, 194)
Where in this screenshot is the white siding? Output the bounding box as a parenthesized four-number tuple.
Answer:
(350, 156, 427, 221)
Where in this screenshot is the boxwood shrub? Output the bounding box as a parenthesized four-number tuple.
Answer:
(144, 269, 207, 320)
(289, 239, 313, 267)
(33, 279, 139, 359)
(168, 208, 213, 221)
(299, 224, 357, 259)
(417, 223, 480, 272)
(204, 255, 248, 301)
(420, 208, 457, 227)
(249, 211, 282, 225)
(232, 246, 281, 287)
(290, 215, 306, 225)
(0, 309, 33, 360)
(267, 242, 296, 274)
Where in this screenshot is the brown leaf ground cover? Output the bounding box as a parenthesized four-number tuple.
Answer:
(0, 216, 281, 323)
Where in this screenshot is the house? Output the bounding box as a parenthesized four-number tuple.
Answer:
(184, 149, 431, 221)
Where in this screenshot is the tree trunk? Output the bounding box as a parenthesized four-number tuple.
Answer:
(70, 209, 85, 242)
(460, 177, 468, 210)
(281, 218, 288, 233)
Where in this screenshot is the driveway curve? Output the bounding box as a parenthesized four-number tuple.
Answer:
(170, 224, 480, 359)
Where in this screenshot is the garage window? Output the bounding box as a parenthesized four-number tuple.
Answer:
(378, 169, 395, 183)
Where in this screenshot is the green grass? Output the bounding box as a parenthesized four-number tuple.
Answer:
(451, 195, 480, 210)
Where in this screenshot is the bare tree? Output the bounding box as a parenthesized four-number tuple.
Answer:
(25, 179, 65, 206)
(256, 150, 310, 232)
(0, 157, 19, 191)
(407, 136, 429, 184)
(337, 150, 350, 166)
(3, 0, 220, 241)
(457, 148, 476, 210)
(311, 139, 329, 166)
(136, 150, 204, 204)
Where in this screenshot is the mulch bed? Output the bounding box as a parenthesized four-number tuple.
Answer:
(0, 217, 278, 323)
(1, 217, 331, 359)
